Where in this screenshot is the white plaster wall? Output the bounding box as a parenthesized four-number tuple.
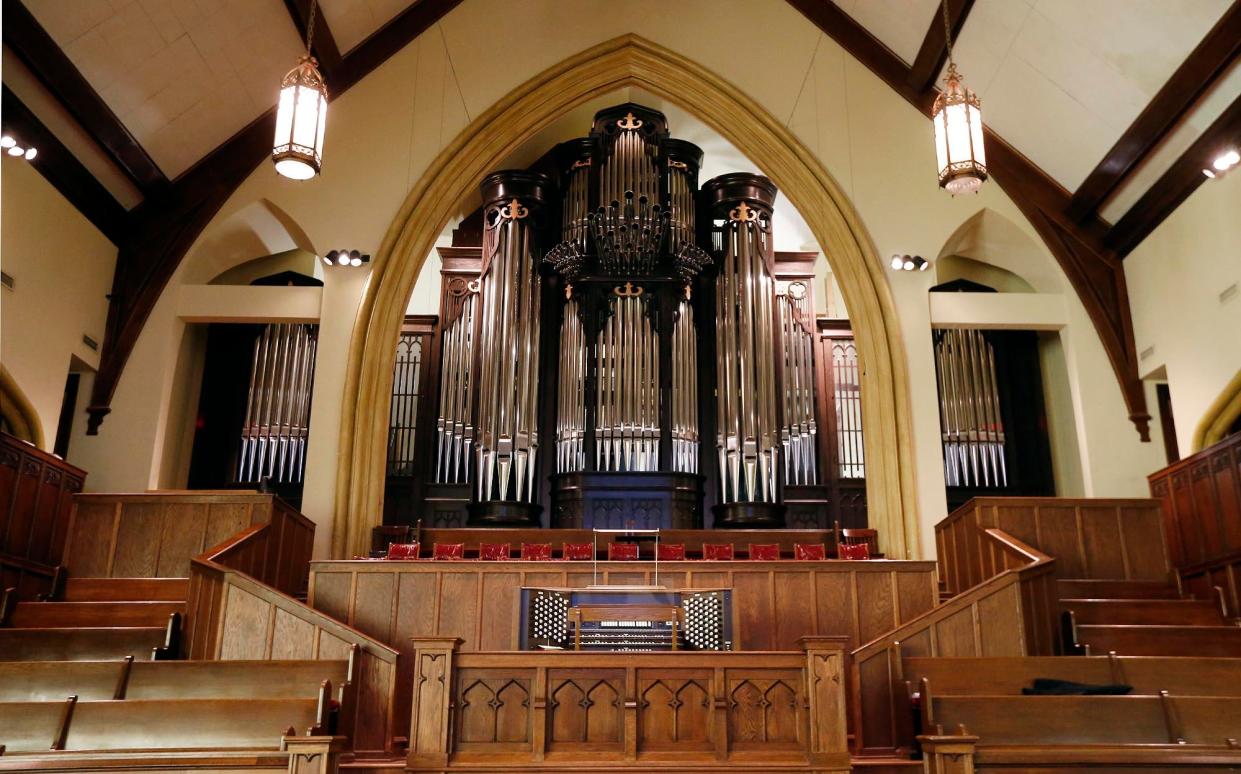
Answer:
(1126, 170, 1241, 453)
(0, 155, 116, 453)
(56, 0, 1165, 557)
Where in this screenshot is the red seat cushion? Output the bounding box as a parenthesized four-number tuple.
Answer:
(794, 543, 826, 561)
(479, 543, 511, 561)
(431, 543, 465, 560)
(608, 542, 640, 561)
(839, 543, 871, 560)
(656, 543, 686, 561)
(386, 542, 420, 560)
(562, 542, 595, 561)
(520, 542, 553, 561)
(702, 543, 734, 561)
(748, 544, 780, 561)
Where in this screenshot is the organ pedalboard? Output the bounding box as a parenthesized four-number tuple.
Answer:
(521, 587, 733, 652)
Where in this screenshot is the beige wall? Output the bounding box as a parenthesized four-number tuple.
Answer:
(38, 0, 1171, 557)
(1126, 169, 1241, 455)
(0, 155, 116, 454)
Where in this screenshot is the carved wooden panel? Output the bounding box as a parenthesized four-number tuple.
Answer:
(457, 676, 532, 746)
(728, 677, 802, 745)
(638, 677, 712, 746)
(548, 675, 623, 746)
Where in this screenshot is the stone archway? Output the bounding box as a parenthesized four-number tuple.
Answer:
(333, 34, 921, 559)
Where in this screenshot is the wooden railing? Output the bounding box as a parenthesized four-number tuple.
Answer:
(851, 523, 1057, 754)
(1149, 433, 1241, 616)
(0, 431, 85, 600)
(405, 636, 851, 773)
(935, 497, 1169, 593)
(62, 492, 309, 582)
(187, 523, 399, 756)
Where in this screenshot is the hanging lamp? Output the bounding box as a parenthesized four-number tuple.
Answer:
(272, 0, 328, 180)
(931, 0, 986, 195)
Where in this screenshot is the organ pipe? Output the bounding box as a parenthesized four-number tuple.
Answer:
(594, 286, 660, 472)
(933, 328, 1007, 487)
(705, 174, 782, 504)
(237, 323, 317, 484)
(474, 172, 550, 504)
(556, 296, 587, 472)
(435, 280, 478, 483)
(671, 296, 698, 473)
(778, 281, 817, 485)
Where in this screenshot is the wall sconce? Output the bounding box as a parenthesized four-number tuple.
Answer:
(890, 254, 930, 272)
(323, 249, 370, 267)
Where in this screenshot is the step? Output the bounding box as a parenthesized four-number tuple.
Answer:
(1057, 579, 1180, 600)
(7, 600, 184, 628)
(0, 626, 165, 661)
(62, 577, 189, 602)
(1061, 598, 1226, 626)
(1076, 624, 1241, 657)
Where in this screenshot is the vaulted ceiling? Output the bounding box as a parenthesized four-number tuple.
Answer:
(2, 0, 1238, 434)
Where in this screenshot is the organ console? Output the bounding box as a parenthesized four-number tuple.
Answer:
(521, 587, 734, 652)
(413, 102, 830, 530)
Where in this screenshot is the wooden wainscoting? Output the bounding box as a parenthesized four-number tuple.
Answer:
(0, 432, 85, 599)
(62, 492, 309, 583)
(1149, 432, 1241, 616)
(935, 497, 1169, 594)
(406, 637, 850, 773)
(187, 527, 398, 756)
(852, 526, 1057, 754)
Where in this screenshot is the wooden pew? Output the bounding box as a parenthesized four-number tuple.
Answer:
(905, 656, 1241, 697)
(1057, 579, 1180, 599)
(61, 577, 188, 602)
(0, 696, 324, 754)
(0, 627, 165, 661)
(6, 600, 184, 628)
(1076, 625, 1241, 657)
(1059, 598, 1226, 626)
(0, 659, 349, 702)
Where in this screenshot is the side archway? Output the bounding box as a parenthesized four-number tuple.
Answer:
(334, 35, 920, 558)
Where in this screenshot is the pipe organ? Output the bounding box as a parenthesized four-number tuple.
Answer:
(933, 328, 1007, 488)
(424, 104, 830, 528)
(237, 323, 318, 485)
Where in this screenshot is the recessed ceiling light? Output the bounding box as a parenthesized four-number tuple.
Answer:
(7, 146, 24, 157)
(23, 147, 36, 160)
(0, 136, 14, 148)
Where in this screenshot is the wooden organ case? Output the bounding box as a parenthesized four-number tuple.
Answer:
(408, 103, 848, 529)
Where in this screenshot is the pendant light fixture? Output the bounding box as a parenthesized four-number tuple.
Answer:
(272, 0, 328, 180)
(931, 0, 986, 196)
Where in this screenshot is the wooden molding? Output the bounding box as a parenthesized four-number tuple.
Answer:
(1068, 3, 1241, 223)
(0, 86, 128, 245)
(1105, 94, 1241, 258)
(82, 0, 464, 434)
(2, 0, 168, 195)
(785, 0, 1150, 439)
(281, 0, 343, 79)
(907, 0, 975, 94)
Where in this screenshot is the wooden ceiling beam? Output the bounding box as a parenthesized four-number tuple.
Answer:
(1106, 95, 1241, 258)
(2, 0, 168, 196)
(907, 0, 974, 95)
(784, 0, 1151, 439)
(1, 86, 128, 245)
(1067, 2, 1241, 223)
(85, 0, 464, 433)
(282, 0, 344, 80)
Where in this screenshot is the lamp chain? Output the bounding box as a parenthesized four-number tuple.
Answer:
(941, 0, 956, 71)
(305, 0, 318, 58)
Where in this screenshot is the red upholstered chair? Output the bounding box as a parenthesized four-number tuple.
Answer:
(562, 543, 595, 561)
(656, 543, 686, 561)
(480, 543, 511, 561)
(838, 542, 871, 560)
(794, 543, 827, 561)
(702, 543, 734, 561)
(835, 520, 881, 558)
(748, 543, 780, 561)
(431, 542, 465, 561)
(520, 542, 553, 561)
(607, 542, 640, 561)
(386, 542, 420, 560)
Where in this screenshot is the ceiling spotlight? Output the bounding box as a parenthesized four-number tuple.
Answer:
(324, 249, 370, 267)
(7, 145, 24, 157)
(23, 147, 36, 160)
(1206, 148, 1240, 179)
(0, 136, 14, 148)
(890, 254, 930, 272)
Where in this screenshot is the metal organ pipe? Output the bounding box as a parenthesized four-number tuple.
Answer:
(474, 172, 550, 505)
(237, 322, 317, 485)
(933, 328, 1007, 488)
(778, 282, 818, 485)
(705, 174, 782, 504)
(671, 297, 698, 473)
(434, 282, 477, 483)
